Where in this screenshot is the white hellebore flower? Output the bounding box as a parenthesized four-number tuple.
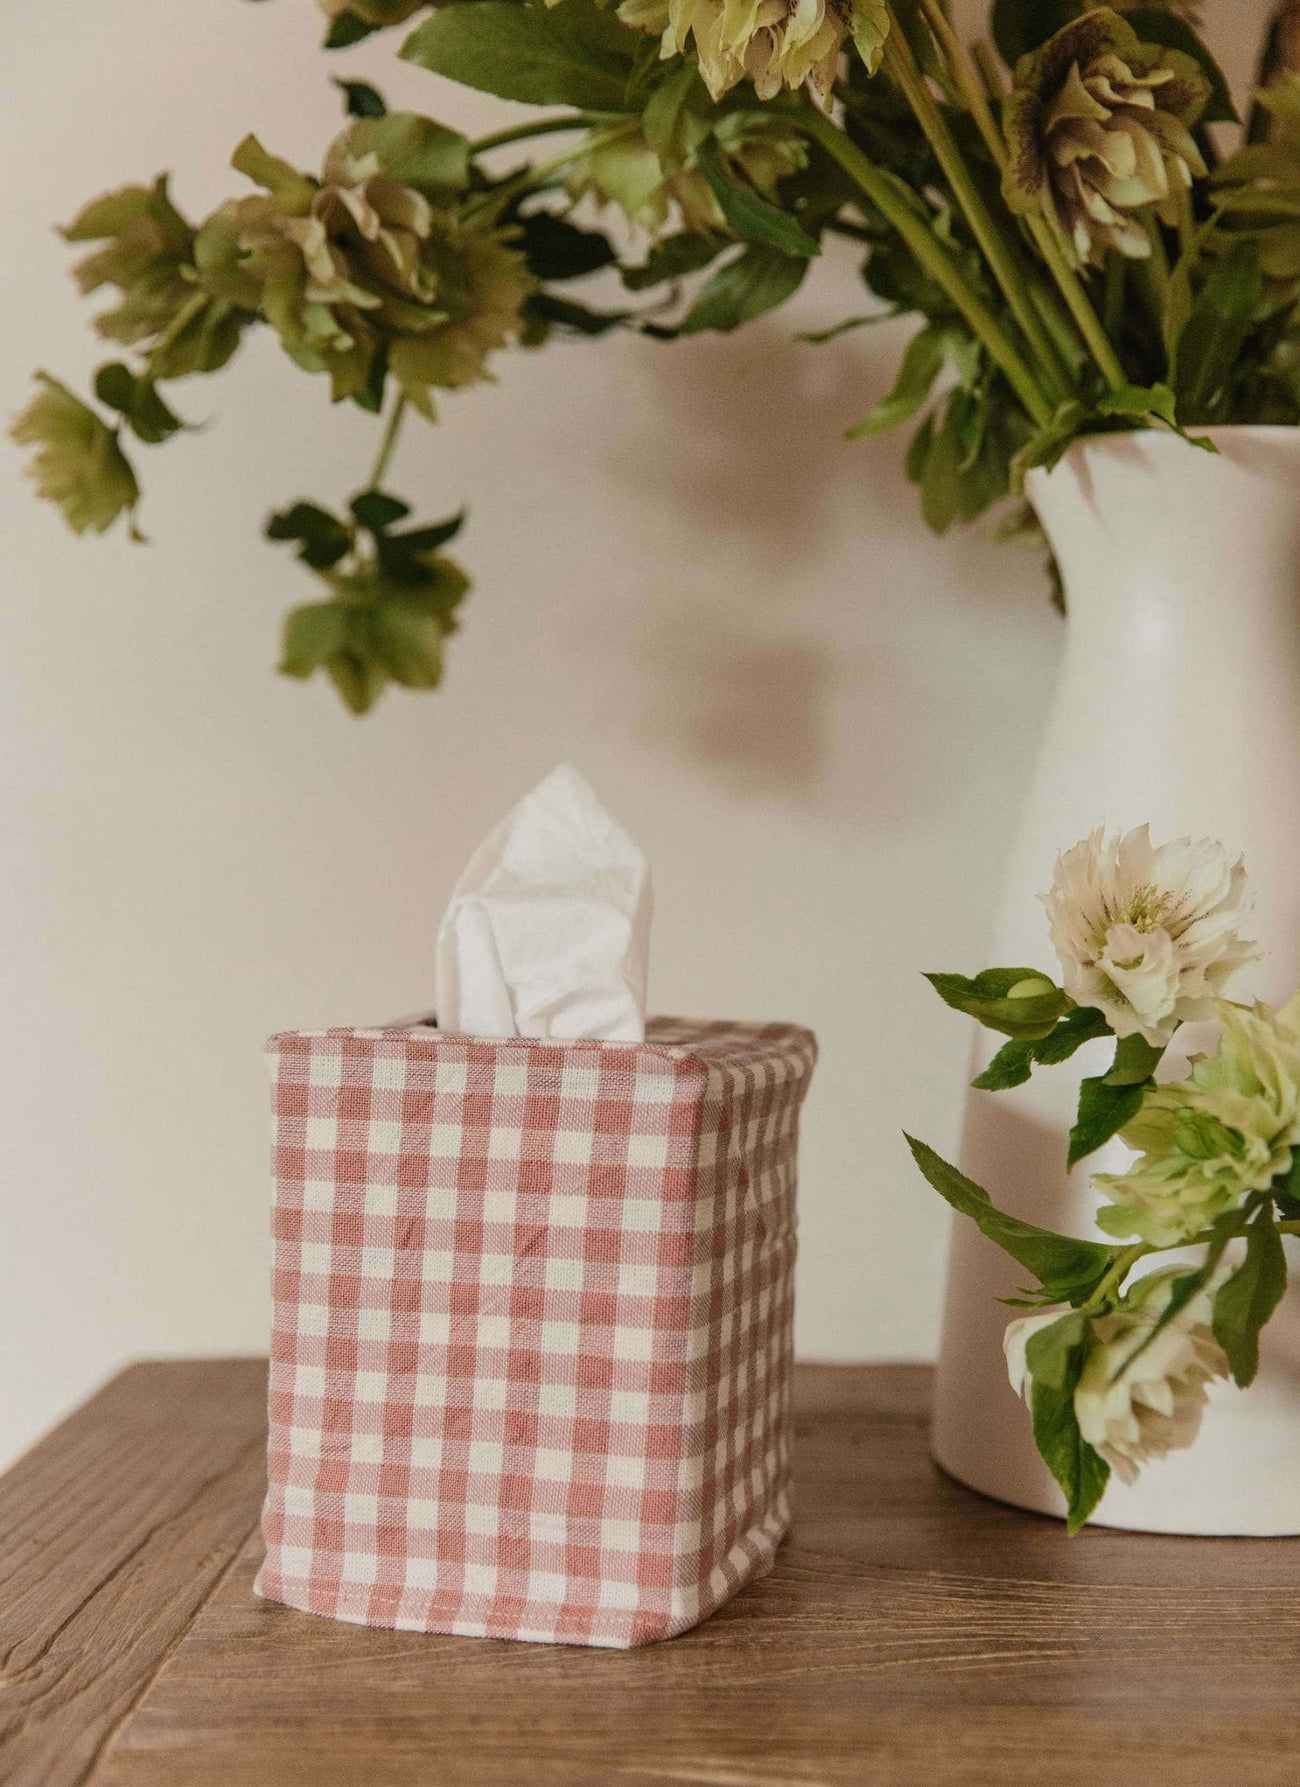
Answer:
(1004, 1269, 1229, 1488)
(1043, 825, 1257, 1046)
(1074, 1270, 1229, 1484)
(1002, 1306, 1065, 1401)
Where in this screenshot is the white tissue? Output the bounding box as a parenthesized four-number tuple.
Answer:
(434, 764, 652, 1041)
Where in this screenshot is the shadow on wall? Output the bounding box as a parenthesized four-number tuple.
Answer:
(602, 310, 1050, 815)
(614, 320, 883, 804)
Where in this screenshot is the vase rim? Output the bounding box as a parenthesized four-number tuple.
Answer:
(1025, 423, 1300, 497)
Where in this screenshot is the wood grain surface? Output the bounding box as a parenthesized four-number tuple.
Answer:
(2, 1361, 1298, 1786)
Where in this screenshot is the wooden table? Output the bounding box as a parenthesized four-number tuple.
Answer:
(3, 1362, 1298, 1786)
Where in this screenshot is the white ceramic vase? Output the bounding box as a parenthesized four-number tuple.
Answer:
(931, 426, 1300, 1535)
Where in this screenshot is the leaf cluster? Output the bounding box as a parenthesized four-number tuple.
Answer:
(269, 490, 469, 713)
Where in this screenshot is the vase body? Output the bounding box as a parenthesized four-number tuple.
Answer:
(932, 427, 1300, 1535)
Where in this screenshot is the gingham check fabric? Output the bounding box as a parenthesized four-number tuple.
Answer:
(255, 1016, 816, 1648)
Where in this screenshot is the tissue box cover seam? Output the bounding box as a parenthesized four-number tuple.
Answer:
(254, 1017, 815, 1648)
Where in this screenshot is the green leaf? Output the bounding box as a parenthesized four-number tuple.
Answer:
(266, 501, 352, 571)
(847, 324, 946, 439)
(346, 113, 470, 197)
(851, 0, 891, 75)
(1010, 400, 1087, 490)
(280, 600, 350, 678)
(387, 511, 465, 552)
(905, 412, 934, 483)
(93, 363, 186, 445)
(1122, 9, 1237, 124)
(401, 1, 634, 112)
(11, 371, 141, 538)
(1093, 382, 1178, 427)
(915, 385, 1011, 536)
(374, 523, 465, 590)
(352, 346, 388, 416)
(1116, 1207, 1248, 1378)
(328, 644, 388, 715)
(642, 62, 711, 166)
(1033, 1005, 1111, 1065)
(972, 1038, 1037, 1092)
(972, 1007, 1115, 1086)
(334, 78, 388, 118)
(231, 135, 315, 213)
(1273, 1151, 1300, 1220)
(350, 490, 411, 533)
(975, 1005, 1113, 1090)
(797, 312, 898, 345)
(369, 601, 447, 688)
(1068, 1074, 1147, 1168)
(674, 245, 809, 336)
(324, 11, 379, 50)
(1103, 1033, 1165, 1087)
(694, 139, 819, 259)
(925, 968, 1071, 1041)
(519, 210, 616, 281)
(905, 1136, 1120, 1301)
(1163, 217, 1218, 373)
(1173, 240, 1264, 423)
(620, 232, 724, 292)
(991, 0, 1084, 66)
(1213, 1204, 1287, 1387)
(1024, 1313, 1110, 1533)
(527, 291, 632, 335)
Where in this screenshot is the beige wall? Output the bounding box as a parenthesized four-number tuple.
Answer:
(0, 0, 1271, 1466)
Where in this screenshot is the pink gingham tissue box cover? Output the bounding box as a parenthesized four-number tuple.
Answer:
(254, 1015, 816, 1649)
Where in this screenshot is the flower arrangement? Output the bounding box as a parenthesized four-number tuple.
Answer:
(13, 1, 1300, 710)
(909, 824, 1300, 1530)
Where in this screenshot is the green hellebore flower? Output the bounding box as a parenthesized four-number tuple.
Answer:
(63, 175, 251, 378)
(1094, 994, 1300, 1246)
(63, 177, 195, 349)
(617, 0, 860, 103)
(567, 112, 807, 238)
(201, 119, 530, 413)
(1003, 8, 1211, 268)
(11, 374, 141, 538)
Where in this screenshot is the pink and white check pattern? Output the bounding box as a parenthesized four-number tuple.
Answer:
(255, 1016, 816, 1648)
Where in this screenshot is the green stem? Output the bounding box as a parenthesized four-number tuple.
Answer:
(145, 290, 209, 377)
(1084, 1243, 1148, 1312)
(971, 38, 1005, 105)
(1026, 215, 1128, 392)
(884, 23, 1071, 403)
(919, 0, 1003, 167)
(1279, 1221, 1300, 1236)
(899, 1, 1120, 398)
(366, 393, 408, 491)
(464, 138, 597, 227)
(468, 114, 609, 156)
(1103, 251, 1126, 342)
(800, 113, 1053, 425)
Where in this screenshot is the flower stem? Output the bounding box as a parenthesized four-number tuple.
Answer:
(910, 0, 1127, 394)
(468, 114, 609, 156)
(800, 111, 1054, 425)
(145, 290, 210, 379)
(366, 392, 408, 491)
(1025, 216, 1128, 393)
(918, 0, 1004, 167)
(971, 38, 1005, 104)
(1084, 1243, 1149, 1312)
(883, 22, 1072, 403)
(904, 2, 1130, 394)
